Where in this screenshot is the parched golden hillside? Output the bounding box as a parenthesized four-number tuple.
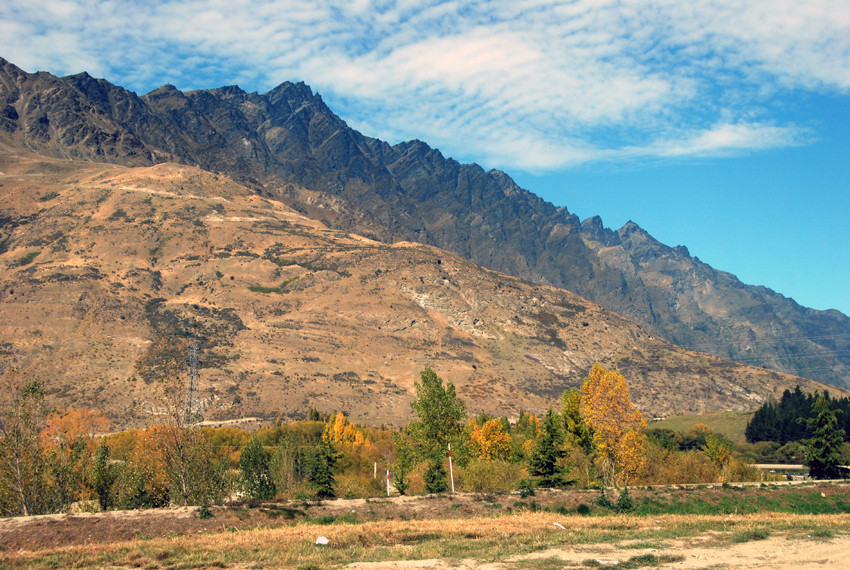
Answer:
(0, 147, 833, 428)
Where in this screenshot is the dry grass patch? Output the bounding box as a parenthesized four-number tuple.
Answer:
(4, 512, 847, 569)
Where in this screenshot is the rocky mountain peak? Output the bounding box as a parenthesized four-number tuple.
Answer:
(580, 215, 620, 248)
(672, 244, 690, 257)
(618, 220, 646, 237)
(265, 81, 330, 115)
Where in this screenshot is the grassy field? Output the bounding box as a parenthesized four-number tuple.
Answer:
(650, 411, 753, 444)
(2, 483, 849, 568)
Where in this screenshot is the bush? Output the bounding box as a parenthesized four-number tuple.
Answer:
(637, 445, 719, 484)
(616, 487, 633, 512)
(727, 457, 783, 483)
(518, 478, 536, 498)
(335, 473, 386, 499)
(424, 460, 449, 494)
(596, 490, 614, 509)
(458, 459, 525, 493)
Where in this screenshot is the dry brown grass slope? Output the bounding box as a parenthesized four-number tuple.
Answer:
(0, 146, 834, 428)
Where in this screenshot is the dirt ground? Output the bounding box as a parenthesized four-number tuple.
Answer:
(2, 485, 849, 568)
(345, 535, 850, 569)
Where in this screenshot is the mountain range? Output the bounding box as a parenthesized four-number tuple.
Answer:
(0, 57, 848, 426)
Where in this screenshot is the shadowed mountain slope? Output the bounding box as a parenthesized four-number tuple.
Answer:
(1, 57, 847, 388)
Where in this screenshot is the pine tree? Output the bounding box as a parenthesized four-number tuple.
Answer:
(308, 438, 339, 499)
(423, 456, 449, 494)
(561, 388, 593, 453)
(805, 394, 847, 480)
(529, 408, 566, 487)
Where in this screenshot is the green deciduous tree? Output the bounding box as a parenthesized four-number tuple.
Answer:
(239, 436, 275, 500)
(0, 377, 49, 516)
(269, 431, 308, 497)
(408, 368, 466, 458)
(390, 432, 416, 495)
(91, 441, 117, 511)
(407, 368, 467, 493)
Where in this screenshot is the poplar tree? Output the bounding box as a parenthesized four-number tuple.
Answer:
(408, 368, 466, 492)
(0, 379, 49, 516)
(408, 368, 466, 455)
(579, 364, 648, 487)
(91, 441, 116, 511)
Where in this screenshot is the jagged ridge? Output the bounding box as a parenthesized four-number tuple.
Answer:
(1, 56, 847, 388)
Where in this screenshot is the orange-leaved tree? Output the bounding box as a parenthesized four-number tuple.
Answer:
(579, 363, 647, 487)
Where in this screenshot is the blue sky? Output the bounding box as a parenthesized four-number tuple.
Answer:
(2, 0, 849, 315)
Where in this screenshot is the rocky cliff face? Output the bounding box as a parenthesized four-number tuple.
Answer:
(2, 57, 848, 388)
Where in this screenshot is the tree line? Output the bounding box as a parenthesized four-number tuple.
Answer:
(1, 364, 845, 517)
(745, 386, 850, 445)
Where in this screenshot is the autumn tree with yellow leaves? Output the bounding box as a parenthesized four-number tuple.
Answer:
(324, 412, 366, 447)
(579, 363, 648, 487)
(469, 418, 512, 461)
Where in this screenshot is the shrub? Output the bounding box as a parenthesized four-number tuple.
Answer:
(518, 478, 536, 498)
(596, 489, 614, 509)
(727, 457, 783, 483)
(636, 445, 719, 485)
(335, 473, 385, 499)
(616, 487, 634, 512)
(14, 250, 41, 266)
(458, 459, 525, 493)
(424, 459, 449, 494)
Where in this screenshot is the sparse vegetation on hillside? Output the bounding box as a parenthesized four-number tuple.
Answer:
(0, 152, 837, 429)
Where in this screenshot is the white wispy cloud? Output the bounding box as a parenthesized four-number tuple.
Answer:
(1, 0, 847, 170)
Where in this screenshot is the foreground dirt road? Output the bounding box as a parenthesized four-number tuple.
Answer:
(344, 531, 850, 569)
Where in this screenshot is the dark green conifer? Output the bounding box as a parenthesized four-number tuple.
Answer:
(529, 408, 567, 487)
(805, 394, 847, 480)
